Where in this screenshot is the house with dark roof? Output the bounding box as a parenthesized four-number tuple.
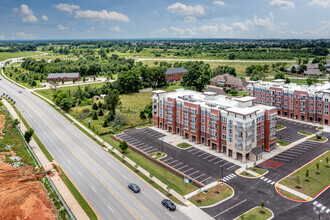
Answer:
(204, 85, 226, 95)
(303, 64, 323, 76)
(286, 64, 300, 72)
(46, 73, 81, 82)
(210, 74, 248, 91)
(165, 67, 187, 82)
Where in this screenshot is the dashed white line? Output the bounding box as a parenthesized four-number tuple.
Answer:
(107, 205, 114, 213)
(213, 199, 247, 218)
(91, 186, 96, 192)
(166, 212, 174, 219)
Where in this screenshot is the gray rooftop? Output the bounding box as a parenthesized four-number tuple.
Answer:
(47, 73, 80, 79)
(165, 67, 187, 75)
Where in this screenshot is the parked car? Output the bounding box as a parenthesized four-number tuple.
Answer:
(18, 91, 22, 93)
(161, 199, 176, 211)
(128, 183, 140, 193)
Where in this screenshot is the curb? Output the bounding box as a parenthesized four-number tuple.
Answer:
(233, 206, 274, 220)
(199, 182, 235, 209)
(235, 169, 269, 179)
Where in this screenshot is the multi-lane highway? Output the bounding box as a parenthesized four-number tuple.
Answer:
(0, 61, 190, 219)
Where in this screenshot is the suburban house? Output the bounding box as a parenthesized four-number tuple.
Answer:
(152, 89, 277, 162)
(286, 64, 324, 76)
(286, 64, 300, 72)
(165, 67, 187, 82)
(247, 80, 330, 125)
(210, 74, 248, 91)
(46, 73, 81, 82)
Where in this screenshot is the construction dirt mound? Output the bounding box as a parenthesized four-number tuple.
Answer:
(0, 157, 56, 220)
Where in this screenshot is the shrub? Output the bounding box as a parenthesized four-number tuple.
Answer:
(24, 128, 34, 143)
(98, 109, 104, 116)
(102, 121, 108, 127)
(92, 111, 98, 120)
(92, 103, 98, 110)
(119, 141, 129, 153)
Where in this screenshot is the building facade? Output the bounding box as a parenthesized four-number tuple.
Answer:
(152, 89, 277, 163)
(46, 73, 81, 82)
(247, 80, 330, 125)
(165, 67, 187, 82)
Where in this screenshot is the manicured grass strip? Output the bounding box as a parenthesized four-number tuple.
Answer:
(277, 188, 305, 201)
(277, 124, 286, 130)
(277, 140, 290, 146)
(108, 149, 185, 206)
(189, 183, 233, 207)
(177, 142, 192, 149)
(11, 103, 54, 162)
(248, 167, 267, 175)
(149, 151, 166, 160)
(240, 171, 254, 177)
(237, 207, 272, 220)
(298, 131, 313, 136)
(279, 151, 330, 197)
(58, 167, 98, 220)
(309, 135, 327, 142)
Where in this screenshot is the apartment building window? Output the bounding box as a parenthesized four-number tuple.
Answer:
(291, 100, 293, 103)
(262, 125, 264, 130)
(176, 102, 182, 109)
(184, 107, 189, 113)
(201, 118, 205, 124)
(191, 117, 196, 122)
(168, 116, 172, 123)
(184, 122, 189, 129)
(184, 114, 189, 120)
(165, 115, 167, 120)
(191, 124, 196, 132)
(211, 123, 217, 129)
(262, 134, 264, 138)
(176, 117, 180, 123)
(222, 134, 226, 139)
(308, 103, 314, 107)
(201, 126, 205, 132)
(208, 128, 210, 134)
(318, 103, 322, 108)
(211, 131, 217, 138)
(296, 107, 298, 110)
(325, 98, 329, 102)
(211, 114, 218, 121)
(168, 102, 173, 108)
(222, 125, 226, 131)
(229, 138, 232, 143)
(255, 94, 258, 97)
(191, 109, 196, 115)
(221, 116, 227, 123)
(291, 106, 293, 110)
(201, 108, 205, 116)
(296, 95, 298, 98)
(318, 109, 322, 114)
(208, 120, 210, 125)
(309, 109, 313, 113)
(325, 111, 329, 116)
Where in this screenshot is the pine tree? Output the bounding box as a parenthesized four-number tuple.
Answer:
(92, 111, 98, 120)
(92, 102, 98, 110)
(98, 109, 104, 116)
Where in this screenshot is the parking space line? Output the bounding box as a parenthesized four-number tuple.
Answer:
(167, 160, 178, 165)
(172, 162, 183, 168)
(177, 165, 188, 170)
(214, 160, 222, 164)
(141, 146, 153, 151)
(145, 149, 157, 154)
(162, 157, 173, 162)
(203, 155, 213, 160)
(187, 148, 197, 153)
(194, 173, 205, 180)
(182, 167, 193, 173)
(226, 164, 237, 170)
(275, 155, 294, 159)
(197, 152, 208, 157)
(208, 157, 218, 162)
(222, 161, 231, 166)
(272, 157, 290, 162)
(192, 151, 200, 155)
(201, 177, 211, 183)
(189, 170, 199, 176)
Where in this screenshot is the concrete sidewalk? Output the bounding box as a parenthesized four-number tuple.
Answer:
(2, 99, 89, 220)
(276, 183, 312, 201)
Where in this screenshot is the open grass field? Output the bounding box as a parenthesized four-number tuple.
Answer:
(0, 51, 39, 61)
(279, 151, 330, 197)
(189, 183, 233, 207)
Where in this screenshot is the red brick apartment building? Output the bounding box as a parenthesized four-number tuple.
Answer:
(152, 89, 277, 163)
(46, 73, 80, 82)
(247, 80, 330, 125)
(165, 67, 187, 82)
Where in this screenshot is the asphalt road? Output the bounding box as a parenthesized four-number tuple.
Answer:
(0, 66, 190, 219)
(277, 119, 318, 143)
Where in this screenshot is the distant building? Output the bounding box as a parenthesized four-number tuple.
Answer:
(165, 67, 187, 82)
(205, 85, 226, 96)
(46, 73, 80, 82)
(304, 64, 323, 76)
(286, 64, 300, 73)
(210, 74, 248, 91)
(152, 89, 277, 162)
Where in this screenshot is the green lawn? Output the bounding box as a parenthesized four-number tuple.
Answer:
(149, 151, 166, 160)
(4, 67, 43, 89)
(177, 142, 192, 149)
(238, 207, 272, 220)
(189, 183, 233, 207)
(0, 51, 39, 61)
(277, 140, 290, 146)
(248, 167, 268, 175)
(227, 91, 248, 97)
(298, 131, 313, 136)
(277, 124, 286, 130)
(277, 188, 305, 200)
(0, 109, 34, 166)
(309, 135, 327, 142)
(239, 171, 254, 177)
(279, 152, 330, 197)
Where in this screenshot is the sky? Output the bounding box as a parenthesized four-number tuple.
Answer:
(0, 0, 329, 40)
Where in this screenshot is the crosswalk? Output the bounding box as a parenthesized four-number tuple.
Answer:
(313, 201, 330, 214)
(260, 176, 276, 185)
(221, 173, 237, 182)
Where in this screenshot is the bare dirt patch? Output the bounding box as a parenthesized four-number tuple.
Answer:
(0, 156, 55, 220)
(0, 114, 5, 139)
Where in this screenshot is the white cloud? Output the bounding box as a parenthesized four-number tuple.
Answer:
(55, 3, 80, 14)
(251, 13, 279, 30)
(13, 4, 38, 23)
(74, 10, 129, 22)
(16, 32, 35, 40)
(214, 1, 225, 6)
(109, 26, 122, 32)
(0, 35, 4, 40)
(309, 0, 330, 8)
(151, 24, 232, 36)
(167, 2, 205, 16)
(153, 10, 158, 14)
(184, 16, 197, 22)
(41, 15, 49, 21)
(269, 0, 295, 9)
(232, 22, 249, 31)
(57, 24, 69, 30)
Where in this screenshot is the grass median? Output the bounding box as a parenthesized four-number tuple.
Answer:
(237, 207, 272, 220)
(279, 151, 330, 197)
(177, 142, 192, 149)
(298, 131, 313, 136)
(277, 140, 290, 146)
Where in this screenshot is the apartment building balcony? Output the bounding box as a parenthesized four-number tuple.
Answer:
(235, 143, 243, 151)
(270, 135, 276, 140)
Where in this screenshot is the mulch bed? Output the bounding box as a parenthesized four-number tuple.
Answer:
(295, 186, 301, 189)
(149, 180, 154, 184)
(305, 179, 310, 182)
(167, 193, 172, 197)
(196, 200, 202, 203)
(315, 172, 320, 175)
(259, 210, 265, 214)
(134, 170, 139, 173)
(157, 153, 161, 155)
(214, 191, 220, 194)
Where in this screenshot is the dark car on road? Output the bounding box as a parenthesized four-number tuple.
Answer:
(161, 199, 176, 211)
(128, 183, 140, 193)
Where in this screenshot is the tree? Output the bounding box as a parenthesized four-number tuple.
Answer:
(261, 201, 264, 209)
(98, 109, 104, 116)
(92, 102, 98, 110)
(102, 120, 108, 127)
(106, 111, 115, 122)
(104, 89, 120, 116)
(326, 157, 329, 164)
(290, 66, 296, 74)
(61, 78, 65, 85)
(92, 111, 98, 120)
(60, 98, 72, 111)
(299, 65, 307, 73)
(306, 169, 309, 178)
(13, 119, 20, 126)
(285, 78, 291, 84)
(306, 77, 313, 86)
(24, 128, 34, 143)
(119, 141, 129, 153)
(316, 163, 319, 170)
(181, 62, 211, 92)
(140, 111, 147, 120)
(98, 102, 103, 109)
(274, 72, 285, 79)
(296, 176, 300, 185)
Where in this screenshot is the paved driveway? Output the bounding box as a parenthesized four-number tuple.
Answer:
(117, 127, 240, 186)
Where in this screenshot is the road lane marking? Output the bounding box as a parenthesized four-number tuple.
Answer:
(213, 199, 247, 218)
(166, 212, 174, 219)
(91, 186, 96, 192)
(107, 205, 114, 213)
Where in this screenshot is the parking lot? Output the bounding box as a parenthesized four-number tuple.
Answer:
(117, 127, 240, 185)
(277, 119, 318, 143)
